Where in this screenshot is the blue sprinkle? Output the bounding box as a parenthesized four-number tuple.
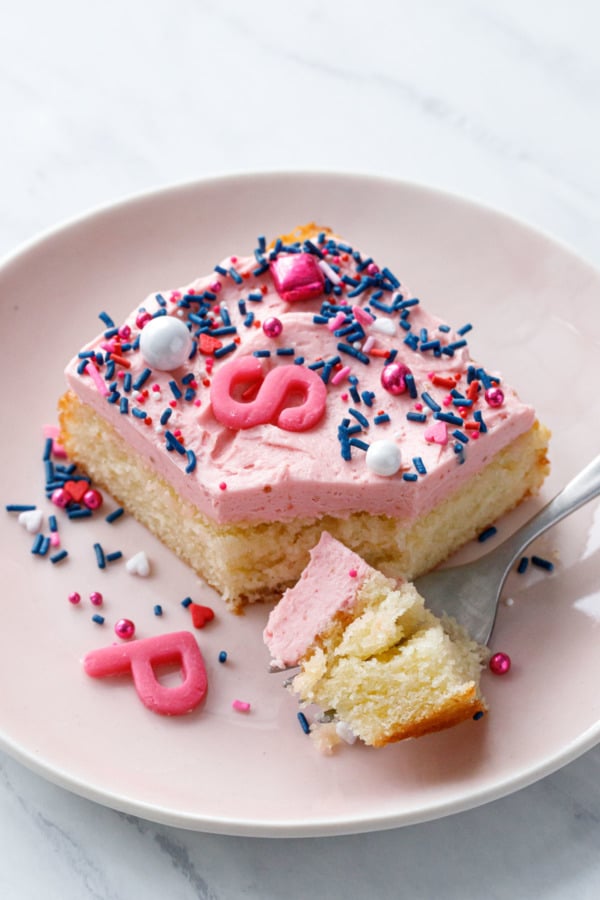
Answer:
(243, 311, 255, 327)
(94, 542, 106, 569)
(531, 555, 554, 572)
(457, 323, 473, 336)
(276, 347, 295, 356)
(406, 412, 427, 423)
(218, 650, 228, 664)
(184, 388, 196, 402)
(42, 437, 53, 461)
(160, 408, 172, 426)
(349, 408, 369, 429)
(473, 410, 488, 433)
(123, 372, 132, 392)
(213, 342, 237, 358)
(210, 325, 237, 336)
(253, 349, 271, 358)
(452, 429, 469, 444)
(294, 356, 305, 365)
(50, 549, 68, 564)
(105, 551, 123, 563)
(402, 473, 418, 482)
(106, 507, 124, 523)
(169, 380, 182, 400)
(374, 413, 390, 425)
(473, 711, 485, 721)
(165, 431, 186, 454)
(185, 450, 197, 474)
(247, 290, 263, 302)
(421, 392, 441, 412)
(155, 293, 167, 307)
(337, 343, 370, 364)
(214, 264, 228, 276)
(349, 438, 369, 451)
(131, 407, 146, 419)
(31, 534, 45, 555)
(404, 373, 417, 399)
(181, 597, 193, 608)
(67, 508, 93, 519)
(6, 503, 37, 512)
(478, 526, 497, 543)
(517, 557, 529, 574)
(297, 711, 311, 735)
(434, 411, 464, 426)
(133, 368, 152, 391)
(229, 267, 243, 285)
(361, 391, 375, 407)
(99, 311, 115, 328)
(413, 456, 427, 475)
(48, 515, 58, 532)
(119, 397, 129, 415)
(153, 605, 163, 616)
(92, 614, 105, 625)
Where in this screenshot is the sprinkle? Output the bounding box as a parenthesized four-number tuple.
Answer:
(218, 650, 228, 664)
(67, 507, 93, 520)
(92, 614, 105, 625)
(99, 311, 115, 328)
(349, 408, 369, 429)
(132, 368, 152, 391)
(412, 456, 427, 475)
(348, 568, 358, 578)
(374, 413, 390, 425)
(434, 411, 464, 426)
(452, 429, 469, 444)
(185, 450, 197, 473)
(517, 557, 529, 574)
(297, 711, 311, 735)
(531, 555, 554, 572)
(232, 700, 251, 713)
(181, 597, 193, 608)
(105, 507, 124, 523)
(478, 526, 497, 543)
(50, 550, 68, 564)
(473, 711, 485, 721)
(421, 392, 441, 413)
(169, 380, 182, 400)
(105, 551, 123, 563)
(6, 504, 37, 512)
(94, 543, 106, 569)
(331, 365, 351, 385)
(84, 360, 110, 397)
(213, 341, 237, 358)
(337, 343, 370, 364)
(406, 411, 427, 423)
(402, 472, 418, 482)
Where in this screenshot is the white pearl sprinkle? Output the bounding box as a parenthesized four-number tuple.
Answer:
(365, 439, 402, 476)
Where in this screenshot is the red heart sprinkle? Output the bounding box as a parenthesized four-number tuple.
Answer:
(199, 333, 223, 355)
(64, 480, 90, 503)
(190, 604, 215, 629)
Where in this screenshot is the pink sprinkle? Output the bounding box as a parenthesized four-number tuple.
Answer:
(209, 281, 222, 293)
(340, 392, 349, 401)
(85, 362, 110, 397)
(194, 399, 202, 407)
(219, 482, 227, 491)
(100, 340, 117, 352)
(50, 533, 61, 547)
(348, 568, 358, 578)
(331, 365, 351, 385)
(414, 402, 423, 411)
(152, 383, 161, 392)
(232, 699, 251, 713)
(352, 305, 374, 327)
(362, 335, 375, 354)
(328, 311, 347, 332)
(170, 291, 182, 301)
(43, 425, 67, 459)
(443, 396, 452, 407)
(471, 431, 480, 440)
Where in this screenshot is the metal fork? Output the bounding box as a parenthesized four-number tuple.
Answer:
(414, 454, 600, 645)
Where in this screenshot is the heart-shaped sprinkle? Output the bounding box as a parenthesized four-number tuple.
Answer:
(424, 421, 448, 445)
(64, 480, 89, 503)
(199, 333, 223, 355)
(190, 603, 215, 629)
(18, 509, 43, 533)
(125, 551, 151, 577)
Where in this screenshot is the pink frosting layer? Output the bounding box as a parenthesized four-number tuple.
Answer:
(64, 230, 536, 525)
(263, 532, 373, 668)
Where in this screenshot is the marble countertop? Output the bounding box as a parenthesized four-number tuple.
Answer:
(2, 1, 600, 897)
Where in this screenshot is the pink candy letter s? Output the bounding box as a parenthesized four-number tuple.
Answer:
(83, 631, 208, 716)
(210, 357, 327, 431)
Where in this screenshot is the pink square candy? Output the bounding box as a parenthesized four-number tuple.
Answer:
(269, 253, 325, 303)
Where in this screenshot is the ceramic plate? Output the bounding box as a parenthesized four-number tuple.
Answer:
(1, 172, 599, 837)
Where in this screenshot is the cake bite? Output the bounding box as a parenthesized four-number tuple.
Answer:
(264, 532, 488, 749)
(59, 224, 550, 609)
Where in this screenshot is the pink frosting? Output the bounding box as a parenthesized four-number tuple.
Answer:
(64, 232, 536, 525)
(263, 532, 373, 668)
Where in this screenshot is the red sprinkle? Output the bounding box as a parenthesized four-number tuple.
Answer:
(190, 603, 215, 629)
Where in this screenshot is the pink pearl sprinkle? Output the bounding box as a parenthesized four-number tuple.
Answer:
(83, 488, 103, 510)
(51, 488, 71, 509)
(485, 387, 505, 408)
(118, 324, 131, 340)
(209, 281, 222, 293)
(348, 568, 358, 578)
(232, 699, 251, 713)
(489, 651, 511, 675)
(262, 316, 283, 338)
(135, 311, 152, 329)
(114, 618, 136, 640)
(219, 482, 227, 491)
(68, 591, 81, 605)
(90, 591, 103, 607)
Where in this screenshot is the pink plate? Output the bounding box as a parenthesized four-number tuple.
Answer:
(1, 172, 599, 837)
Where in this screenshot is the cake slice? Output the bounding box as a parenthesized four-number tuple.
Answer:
(59, 224, 550, 608)
(264, 532, 487, 749)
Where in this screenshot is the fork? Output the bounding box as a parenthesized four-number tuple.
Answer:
(414, 454, 600, 645)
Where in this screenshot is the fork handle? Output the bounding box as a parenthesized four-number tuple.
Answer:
(494, 453, 600, 570)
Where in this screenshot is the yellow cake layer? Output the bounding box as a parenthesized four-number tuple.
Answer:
(59, 389, 550, 609)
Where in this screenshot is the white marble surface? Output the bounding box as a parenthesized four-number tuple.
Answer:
(2, 0, 600, 897)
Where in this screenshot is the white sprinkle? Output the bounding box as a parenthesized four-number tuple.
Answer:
(125, 551, 151, 577)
